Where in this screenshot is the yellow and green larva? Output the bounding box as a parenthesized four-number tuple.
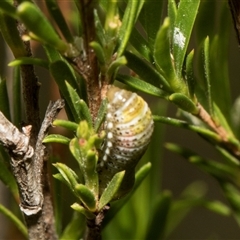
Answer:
(98, 86, 154, 197)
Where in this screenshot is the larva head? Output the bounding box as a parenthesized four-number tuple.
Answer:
(98, 86, 154, 197)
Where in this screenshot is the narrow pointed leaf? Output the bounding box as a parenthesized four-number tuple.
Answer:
(202, 37, 214, 116)
(154, 17, 176, 82)
(53, 119, 78, 132)
(125, 51, 171, 92)
(75, 184, 97, 211)
(98, 171, 125, 210)
(172, 0, 200, 77)
(53, 163, 79, 190)
(0, 2, 17, 19)
(65, 81, 92, 126)
(17, 2, 68, 52)
(139, 0, 164, 48)
(209, 5, 231, 120)
(153, 115, 222, 143)
(185, 50, 195, 99)
(129, 27, 152, 60)
(107, 56, 127, 78)
(168, 0, 177, 36)
(169, 93, 198, 114)
(203, 201, 231, 216)
(43, 134, 71, 145)
(94, 99, 107, 132)
(8, 57, 49, 69)
(90, 41, 106, 65)
(116, 74, 169, 98)
(118, 1, 142, 57)
(102, 162, 151, 228)
(45, 0, 74, 43)
(0, 13, 26, 57)
(71, 203, 96, 219)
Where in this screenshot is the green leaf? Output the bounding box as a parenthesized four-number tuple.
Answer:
(98, 171, 125, 211)
(129, 27, 152, 61)
(89, 41, 106, 66)
(102, 163, 151, 228)
(139, 0, 164, 49)
(116, 74, 169, 98)
(0, 12, 26, 57)
(145, 191, 172, 240)
(0, 1, 17, 19)
(154, 17, 176, 83)
(43, 134, 71, 145)
(172, 0, 200, 77)
(125, 51, 171, 92)
(213, 103, 236, 141)
(75, 184, 97, 211)
(45, 0, 74, 43)
(165, 143, 237, 182)
(53, 163, 79, 190)
(69, 138, 82, 165)
(118, 0, 143, 57)
(50, 60, 79, 94)
(17, 2, 67, 52)
(0, 77, 11, 120)
(50, 60, 81, 121)
(153, 116, 222, 143)
(65, 81, 93, 127)
(44, 45, 63, 62)
(216, 146, 240, 166)
(221, 183, 240, 225)
(60, 212, 85, 240)
(185, 50, 195, 99)
(0, 204, 27, 238)
(53, 119, 78, 132)
(202, 37, 214, 116)
(168, 0, 177, 37)
(209, 5, 231, 120)
(203, 201, 231, 216)
(168, 93, 198, 114)
(94, 99, 107, 133)
(94, 9, 106, 47)
(107, 56, 127, 79)
(71, 203, 96, 219)
(8, 57, 49, 69)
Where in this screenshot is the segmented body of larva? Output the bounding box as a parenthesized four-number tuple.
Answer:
(98, 86, 154, 197)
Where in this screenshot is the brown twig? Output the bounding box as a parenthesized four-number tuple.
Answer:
(0, 100, 64, 239)
(228, 0, 240, 46)
(73, 0, 101, 122)
(84, 205, 110, 240)
(196, 103, 240, 159)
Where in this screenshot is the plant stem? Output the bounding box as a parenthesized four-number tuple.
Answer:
(196, 103, 240, 159)
(73, 0, 102, 122)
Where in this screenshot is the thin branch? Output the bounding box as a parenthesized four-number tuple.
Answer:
(228, 0, 240, 46)
(0, 100, 64, 239)
(196, 103, 240, 159)
(73, 0, 101, 122)
(84, 205, 110, 240)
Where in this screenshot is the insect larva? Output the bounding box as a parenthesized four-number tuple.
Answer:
(98, 86, 154, 197)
